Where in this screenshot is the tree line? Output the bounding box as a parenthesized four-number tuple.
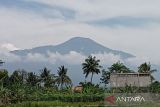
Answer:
(0, 56, 159, 105)
(0, 56, 158, 88)
(0, 66, 72, 90)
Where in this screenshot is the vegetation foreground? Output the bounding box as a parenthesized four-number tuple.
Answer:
(0, 57, 160, 107)
(1, 101, 160, 107)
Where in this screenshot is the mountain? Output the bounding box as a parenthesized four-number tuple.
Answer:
(5, 37, 160, 84)
(11, 37, 134, 59)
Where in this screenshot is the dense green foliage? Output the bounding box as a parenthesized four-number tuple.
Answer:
(150, 81, 160, 93)
(138, 62, 157, 81)
(0, 59, 159, 106)
(138, 62, 157, 73)
(100, 61, 132, 86)
(0, 58, 104, 105)
(100, 69, 110, 86)
(108, 61, 131, 73)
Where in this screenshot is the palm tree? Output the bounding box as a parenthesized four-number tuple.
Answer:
(56, 66, 72, 90)
(138, 62, 156, 73)
(26, 72, 39, 86)
(138, 62, 157, 81)
(82, 56, 102, 83)
(108, 61, 131, 73)
(40, 67, 50, 81)
(40, 67, 52, 87)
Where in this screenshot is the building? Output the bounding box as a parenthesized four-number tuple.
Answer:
(110, 73, 151, 88)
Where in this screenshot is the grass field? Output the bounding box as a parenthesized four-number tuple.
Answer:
(0, 101, 103, 107)
(1, 101, 160, 107)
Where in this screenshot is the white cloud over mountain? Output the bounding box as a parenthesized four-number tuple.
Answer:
(0, 43, 19, 51)
(0, 0, 160, 67)
(0, 49, 149, 68)
(0, 51, 21, 62)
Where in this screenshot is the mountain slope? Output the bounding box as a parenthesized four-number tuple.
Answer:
(11, 37, 134, 59)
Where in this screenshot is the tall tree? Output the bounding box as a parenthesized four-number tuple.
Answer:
(138, 62, 156, 73)
(0, 70, 8, 80)
(56, 66, 72, 90)
(9, 69, 27, 85)
(40, 67, 52, 87)
(100, 69, 110, 86)
(0, 70, 9, 88)
(108, 61, 131, 73)
(100, 62, 131, 86)
(0, 60, 7, 87)
(138, 62, 157, 81)
(26, 72, 39, 86)
(40, 67, 50, 81)
(82, 56, 102, 83)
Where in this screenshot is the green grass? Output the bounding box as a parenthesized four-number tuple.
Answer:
(1, 101, 160, 107)
(0, 101, 104, 107)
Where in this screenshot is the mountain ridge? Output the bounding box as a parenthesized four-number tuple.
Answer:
(11, 37, 134, 59)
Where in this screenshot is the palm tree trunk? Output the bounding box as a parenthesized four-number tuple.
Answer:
(61, 83, 63, 90)
(91, 73, 93, 83)
(61, 80, 63, 90)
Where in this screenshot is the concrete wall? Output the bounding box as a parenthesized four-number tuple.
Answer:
(110, 73, 151, 88)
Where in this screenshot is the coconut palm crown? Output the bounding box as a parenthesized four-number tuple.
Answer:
(82, 56, 102, 83)
(56, 66, 72, 89)
(108, 61, 131, 73)
(138, 62, 157, 81)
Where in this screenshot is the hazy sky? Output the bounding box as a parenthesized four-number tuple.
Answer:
(0, 0, 160, 65)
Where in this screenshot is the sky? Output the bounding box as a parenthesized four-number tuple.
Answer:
(0, 0, 160, 66)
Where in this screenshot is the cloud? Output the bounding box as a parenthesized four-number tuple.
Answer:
(88, 16, 160, 28)
(27, 0, 160, 21)
(0, 8, 160, 64)
(25, 53, 49, 63)
(92, 53, 123, 66)
(0, 49, 146, 66)
(0, 0, 75, 19)
(125, 56, 150, 67)
(0, 0, 160, 66)
(47, 51, 86, 64)
(0, 43, 20, 62)
(0, 47, 157, 73)
(24, 51, 86, 65)
(25, 51, 152, 67)
(0, 52, 21, 62)
(25, 51, 124, 66)
(0, 43, 19, 51)
(0, 49, 124, 65)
